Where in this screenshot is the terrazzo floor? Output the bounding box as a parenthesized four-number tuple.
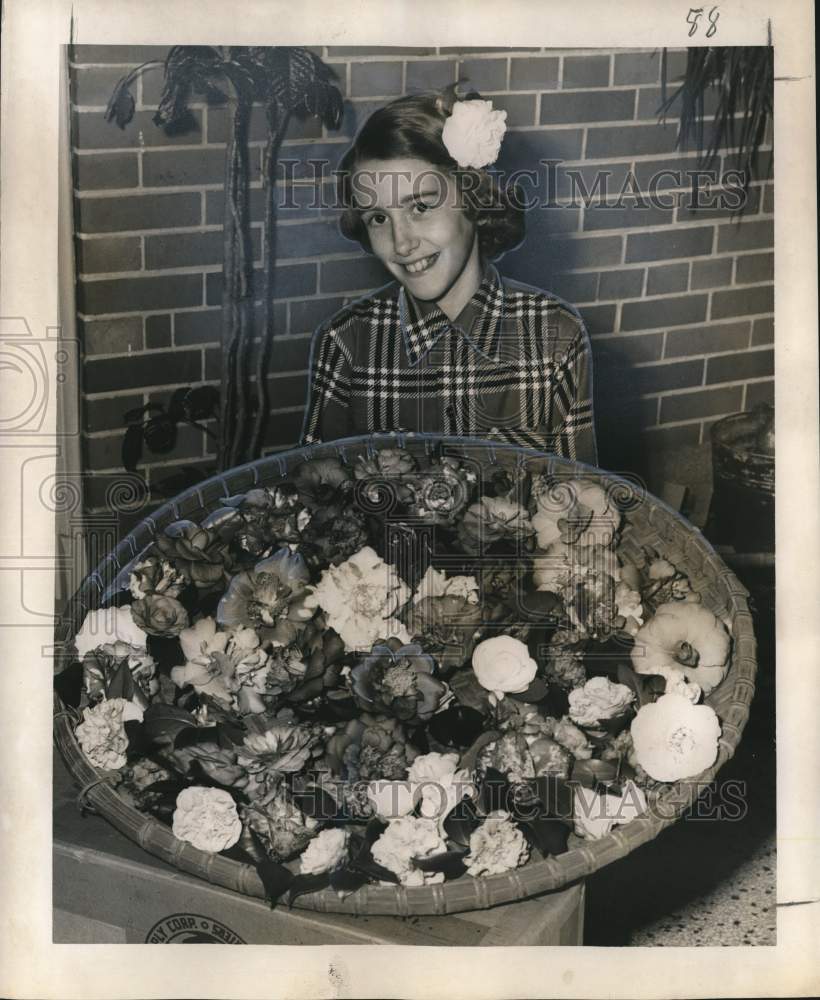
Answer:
(584, 567, 776, 946)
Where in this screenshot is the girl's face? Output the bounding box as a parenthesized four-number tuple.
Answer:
(353, 157, 481, 307)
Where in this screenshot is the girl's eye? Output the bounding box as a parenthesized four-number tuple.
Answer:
(364, 213, 387, 228)
(412, 201, 433, 215)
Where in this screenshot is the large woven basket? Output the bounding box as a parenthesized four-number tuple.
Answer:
(54, 435, 757, 916)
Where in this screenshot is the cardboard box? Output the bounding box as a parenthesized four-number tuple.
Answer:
(53, 751, 585, 946)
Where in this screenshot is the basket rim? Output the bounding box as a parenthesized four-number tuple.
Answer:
(53, 434, 758, 916)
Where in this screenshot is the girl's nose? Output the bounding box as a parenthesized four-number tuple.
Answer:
(392, 218, 420, 257)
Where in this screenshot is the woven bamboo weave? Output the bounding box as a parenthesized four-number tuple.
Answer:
(53, 434, 757, 916)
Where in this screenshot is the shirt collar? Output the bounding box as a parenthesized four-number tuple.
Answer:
(398, 263, 505, 366)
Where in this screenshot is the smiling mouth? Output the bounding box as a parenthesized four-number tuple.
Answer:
(400, 253, 439, 275)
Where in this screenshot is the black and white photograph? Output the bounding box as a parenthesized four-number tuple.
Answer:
(0, 0, 817, 997)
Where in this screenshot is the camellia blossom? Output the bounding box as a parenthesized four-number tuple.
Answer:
(413, 566, 479, 605)
(299, 827, 350, 875)
(567, 676, 635, 728)
(573, 781, 647, 840)
(75, 697, 144, 770)
(471, 635, 537, 700)
(305, 545, 411, 652)
(614, 581, 644, 635)
(74, 606, 147, 658)
(407, 752, 474, 831)
(441, 98, 508, 169)
(131, 593, 189, 637)
(217, 549, 312, 631)
(466, 810, 530, 877)
(171, 786, 242, 853)
(630, 692, 721, 781)
(351, 639, 451, 723)
(371, 816, 448, 886)
(366, 780, 418, 821)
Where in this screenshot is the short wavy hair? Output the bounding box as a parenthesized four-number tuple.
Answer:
(336, 90, 525, 261)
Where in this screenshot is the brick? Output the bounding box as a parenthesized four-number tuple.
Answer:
(490, 94, 536, 128)
(735, 252, 774, 285)
(520, 204, 581, 237)
(562, 55, 610, 89)
(496, 129, 585, 170)
(277, 219, 352, 259)
(641, 423, 701, 450)
(677, 185, 761, 222)
(660, 385, 744, 423)
(72, 109, 203, 150)
(71, 45, 170, 63)
(77, 236, 141, 274)
(85, 350, 202, 393)
(583, 202, 673, 231)
(75, 152, 139, 190)
(206, 262, 317, 304)
(324, 62, 348, 98)
(622, 294, 708, 332)
(751, 316, 774, 346)
(290, 297, 347, 335)
(663, 49, 689, 82)
(547, 272, 598, 304)
(325, 47, 436, 56)
(665, 321, 751, 358)
(691, 257, 733, 289)
(457, 58, 507, 92)
(71, 66, 130, 106)
(539, 89, 634, 126)
(82, 316, 143, 356)
(762, 184, 774, 214)
(613, 51, 660, 86)
(84, 393, 143, 433)
(722, 150, 774, 183)
(558, 163, 634, 204)
(338, 98, 392, 140)
(206, 104, 322, 144)
(86, 433, 130, 470)
(405, 60, 455, 92)
(639, 396, 659, 426)
(320, 256, 391, 294)
(745, 380, 774, 408)
(585, 122, 679, 159)
(577, 304, 616, 336)
(144, 147, 238, 187)
(598, 268, 644, 300)
(608, 332, 664, 364)
(145, 229, 262, 270)
(173, 309, 222, 346)
(632, 156, 703, 192)
(711, 285, 774, 320)
(636, 84, 722, 121)
(79, 274, 202, 315)
(274, 143, 347, 182)
(261, 408, 306, 451)
(77, 192, 201, 233)
(646, 263, 689, 296)
(507, 235, 623, 278)
(716, 219, 773, 253)
(706, 349, 773, 384)
(348, 61, 403, 98)
(509, 57, 560, 91)
(442, 47, 533, 54)
(633, 359, 704, 395)
(145, 314, 172, 350)
(265, 334, 312, 372)
(625, 227, 714, 262)
(264, 373, 310, 409)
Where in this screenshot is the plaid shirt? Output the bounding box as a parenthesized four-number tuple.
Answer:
(300, 263, 597, 464)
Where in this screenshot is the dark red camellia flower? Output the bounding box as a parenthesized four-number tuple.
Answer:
(155, 520, 230, 589)
(290, 458, 352, 508)
(350, 638, 450, 724)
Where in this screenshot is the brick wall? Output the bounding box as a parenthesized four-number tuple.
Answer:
(71, 44, 774, 522)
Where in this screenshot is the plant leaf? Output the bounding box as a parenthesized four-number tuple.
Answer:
(286, 871, 331, 907)
(256, 859, 295, 908)
(54, 661, 84, 709)
(104, 77, 136, 128)
(443, 796, 481, 848)
(145, 634, 186, 672)
(329, 867, 370, 898)
(122, 424, 144, 472)
(413, 849, 468, 879)
(142, 703, 198, 743)
(292, 786, 342, 821)
(106, 659, 135, 700)
(518, 815, 570, 858)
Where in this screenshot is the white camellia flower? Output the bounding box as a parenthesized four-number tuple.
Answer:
(371, 816, 447, 887)
(412, 566, 479, 605)
(299, 828, 349, 876)
(567, 676, 635, 728)
(75, 697, 144, 770)
(304, 545, 411, 652)
(179, 616, 229, 662)
(630, 692, 721, 781)
(74, 606, 148, 658)
(407, 752, 474, 832)
(573, 781, 647, 840)
(172, 786, 242, 853)
(466, 810, 530, 877)
(471, 635, 537, 700)
(614, 581, 644, 635)
(441, 99, 508, 169)
(367, 780, 418, 821)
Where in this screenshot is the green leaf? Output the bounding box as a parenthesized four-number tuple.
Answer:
(106, 659, 135, 701)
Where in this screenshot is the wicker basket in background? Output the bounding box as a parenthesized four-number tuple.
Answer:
(53, 435, 757, 916)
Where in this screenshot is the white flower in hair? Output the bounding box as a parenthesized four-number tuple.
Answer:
(442, 99, 507, 169)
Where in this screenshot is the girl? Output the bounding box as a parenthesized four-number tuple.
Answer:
(300, 87, 598, 466)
